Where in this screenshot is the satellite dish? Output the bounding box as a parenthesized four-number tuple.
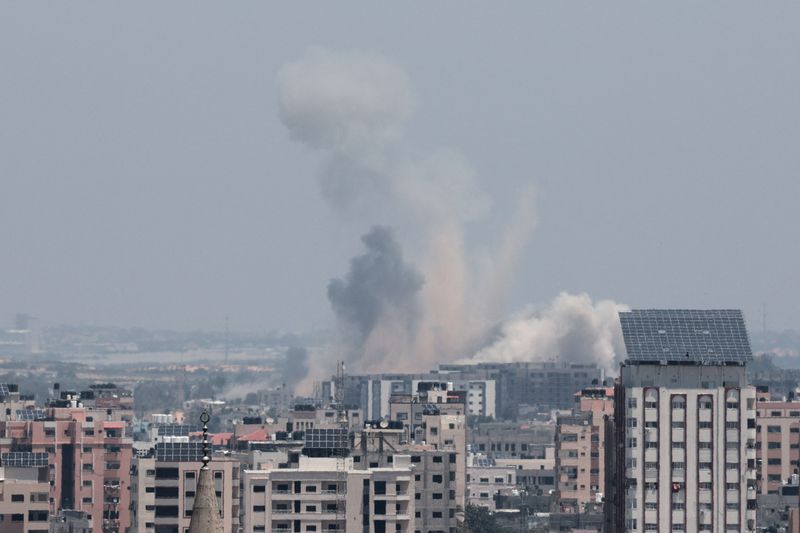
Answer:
(266, 417, 274, 425)
(379, 419, 389, 429)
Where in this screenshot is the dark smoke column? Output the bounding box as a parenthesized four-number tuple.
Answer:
(327, 225, 424, 371)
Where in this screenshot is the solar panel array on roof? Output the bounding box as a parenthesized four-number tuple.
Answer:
(619, 309, 752, 364)
(156, 424, 198, 437)
(1, 452, 49, 467)
(16, 408, 47, 421)
(0, 384, 10, 398)
(303, 428, 348, 451)
(155, 442, 204, 462)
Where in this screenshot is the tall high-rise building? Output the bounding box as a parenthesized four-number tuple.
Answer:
(606, 309, 757, 533)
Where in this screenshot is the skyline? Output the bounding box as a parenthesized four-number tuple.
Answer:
(2, 3, 800, 335)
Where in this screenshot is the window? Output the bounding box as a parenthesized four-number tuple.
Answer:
(698, 421, 712, 428)
(767, 425, 781, 433)
(672, 421, 685, 428)
(432, 493, 443, 500)
(725, 422, 739, 429)
(432, 456, 442, 463)
(432, 475, 443, 483)
(626, 418, 638, 428)
(627, 398, 637, 409)
(725, 483, 739, 490)
(252, 505, 266, 513)
(768, 442, 781, 449)
(644, 421, 658, 429)
(767, 458, 781, 465)
(253, 484, 265, 493)
(10, 494, 23, 502)
(374, 481, 386, 495)
(627, 438, 638, 448)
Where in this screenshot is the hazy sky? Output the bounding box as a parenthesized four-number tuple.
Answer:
(1, 3, 799, 333)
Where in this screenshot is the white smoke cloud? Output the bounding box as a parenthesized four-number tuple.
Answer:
(472, 292, 629, 375)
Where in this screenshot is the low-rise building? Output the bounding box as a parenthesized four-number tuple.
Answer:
(242, 455, 414, 533)
(0, 463, 50, 532)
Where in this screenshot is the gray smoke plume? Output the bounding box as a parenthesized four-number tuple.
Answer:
(327, 226, 424, 371)
(278, 49, 626, 378)
(282, 346, 310, 391)
(472, 292, 628, 375)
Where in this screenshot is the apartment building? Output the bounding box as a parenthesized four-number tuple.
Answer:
(329, 374, 495, 420)
(554, 411, 595, 512)
(438, 362, 602, 417)
(754, 392, 800, 494)
(0, 401, 133, 533)
(468, 421, 554, 459)
(129, 442, 239, 533)
(607, 309, 757, 533)
(553, 387, 614, 513)
(466, 455, 516, 511)
(0, 462, 50, 533)
(241, 455, 414, 533)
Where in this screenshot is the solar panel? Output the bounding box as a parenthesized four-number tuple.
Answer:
(0, 384, 10, 398)
(155, 442, 204, 462)
(1, 452, 49, 467)
(16, 408, 47, 421)
(157, 424, 198, 437)
(303, 428, 348, 451)
(619, 309, 752, 364)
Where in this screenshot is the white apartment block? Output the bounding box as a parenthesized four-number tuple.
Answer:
(615, 309, 757, 533)
(242, 456, 414, 533)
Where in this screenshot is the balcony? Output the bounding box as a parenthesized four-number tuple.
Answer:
(271, 509, 292, 515)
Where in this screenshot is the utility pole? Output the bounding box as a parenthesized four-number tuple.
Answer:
(224, 315, 229, 363)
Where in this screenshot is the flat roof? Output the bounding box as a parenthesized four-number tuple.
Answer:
(619, 309, 752, 364)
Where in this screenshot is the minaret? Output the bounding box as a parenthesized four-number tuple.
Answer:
(188, 410, 224, 533)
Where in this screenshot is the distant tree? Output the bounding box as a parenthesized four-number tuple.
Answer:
(463, 504, 499, 533)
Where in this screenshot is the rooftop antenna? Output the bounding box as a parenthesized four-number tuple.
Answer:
(335, 361, 347, 427)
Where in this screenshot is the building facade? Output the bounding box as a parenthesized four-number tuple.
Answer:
(608, 309, 758, 533)
(242, 456, 414, 533)
(753, 393, 800, 495)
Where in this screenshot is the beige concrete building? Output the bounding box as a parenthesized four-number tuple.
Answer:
(129, 443, 239, 533)
(0, 465, 50, 533)
(466, 455, 517, 511)
(754, 394, 800, 494)
(242, 456, 414, 533)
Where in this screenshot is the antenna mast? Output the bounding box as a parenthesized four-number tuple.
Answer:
(335, 361, 347, 427)
(224, 315, 230, 363)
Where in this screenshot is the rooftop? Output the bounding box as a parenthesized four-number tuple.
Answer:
(619, 309, 752, 365)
